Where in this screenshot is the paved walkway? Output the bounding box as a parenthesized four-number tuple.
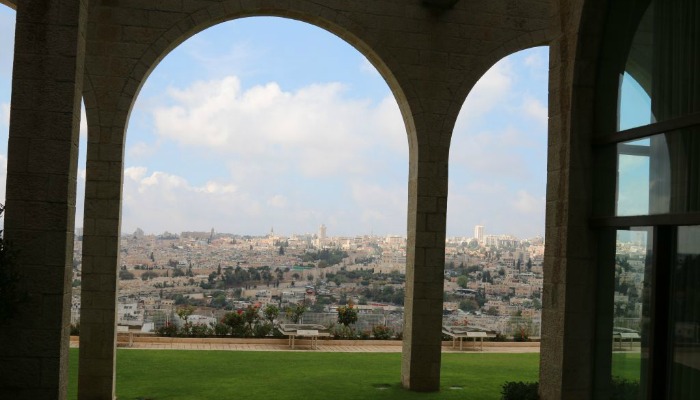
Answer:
(70, 339, 539, 353)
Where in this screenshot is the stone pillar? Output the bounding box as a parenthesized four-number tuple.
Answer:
(401, 140, 449, 392)
(0, 0, 86, 399)
(77, 122, 124, 399)
(539, 1, 601, 399)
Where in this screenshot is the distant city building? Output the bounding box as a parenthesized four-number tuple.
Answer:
(317, 224, 327, 246)
(474, 225, 485, 244)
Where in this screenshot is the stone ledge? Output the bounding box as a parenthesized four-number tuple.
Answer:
(70, 335, 540, 348)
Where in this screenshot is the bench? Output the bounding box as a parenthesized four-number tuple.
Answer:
(278, 324, 331, 349)
(613, 331, 641, 350)
(443, 326, 491, 351)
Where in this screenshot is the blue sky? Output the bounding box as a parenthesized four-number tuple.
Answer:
(1, 9, 551, 238)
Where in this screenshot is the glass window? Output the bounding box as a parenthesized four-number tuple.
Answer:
(617, 0, 700, 131)
(619, 73, 653, 131)
(616, 127, 700, 216)
(611, 228, 652, 399)
(669, 226, 700, 399)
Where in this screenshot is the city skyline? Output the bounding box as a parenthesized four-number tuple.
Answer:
(0, 11, 549, 238)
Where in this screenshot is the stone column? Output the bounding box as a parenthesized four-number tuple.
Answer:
(401, 138, 449, 392)
(77, 116, 125, 400)
(539, 1, 601, 399)
(0, 0, 86, 399)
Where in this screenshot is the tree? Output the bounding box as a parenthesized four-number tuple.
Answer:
(263, 304, 279, 324)
(457, 275, 469, 288)
(177, 305, 195, 323)
(285, 303, 306, 323)
(459, 299, 479, 312)
(278, 245, 285, 255)
(119, 270, 135, 280)
(337, 302, 358, 327)
(141, 271, 159, 281)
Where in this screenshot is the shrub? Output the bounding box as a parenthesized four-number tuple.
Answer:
(332, 324, 356, 339)
(189, 323, 212, 337)
(337, 303, 358, 327)
(371, 325, 393, 340)
(242, 305, 261, 335)
(501, 381, 538, 400)
(212, 321, 230, 336)
(223, 311, 246, 337)
(610, 377, 639, 400)
(118, 270, 135, 280)
(253, 322, 273, 338)
(493, 332, 507, 342)
(156, 322, 178, 337)
(513, 326, 529, 342)
(70, 323, 80, 336)
(359, 330, 371, 340)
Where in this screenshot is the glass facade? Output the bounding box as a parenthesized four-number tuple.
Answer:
(596, 0, 700, 398)
(669, 226, 700, 399)
(611, 228, 652, 399)
(616, 128, 700, 216)
(617, 0, 700, 132)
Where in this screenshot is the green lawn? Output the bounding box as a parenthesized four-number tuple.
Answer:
(67, 349, 539, 400)
(611, 352, 642, 382)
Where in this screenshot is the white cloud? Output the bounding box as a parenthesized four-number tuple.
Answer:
(359, 58, 381, 77)
(350, 181, 407, 228)
(80, 105, 87, 140)
(447, 49, 548, 238)
(119, 165, 408, 236)
(152, 76, 407, 181)
(511, 190, 543, 214)
(447, 183, 545, 239)
(521, 97, 548, 126)
(450, 126, 531, 180)
(124, 166, 148, 181)
(127, 141, 157, 159)
(457, 58, 513, 125)
(524, 53, 545, 69)
(121, 166, 263, 233)
(1, 103, 9, 127)
(266, 194, 287, 208)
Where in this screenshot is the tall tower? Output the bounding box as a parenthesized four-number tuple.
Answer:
(474, 225, 485, 244)
(318, 224, 327, 242)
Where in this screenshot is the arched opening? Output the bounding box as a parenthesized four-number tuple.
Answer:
(0, 5, 15, 200)
(1, 0, 90, 385)
(77, 15, 410, 398)
(443, 46, 549, 386)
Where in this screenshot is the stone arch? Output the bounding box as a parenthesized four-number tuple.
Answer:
(444, 28, 551, 146)
(0, 1, 16, 10)
(112, 0, 417, 151)
(78, 4, 418, 397)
